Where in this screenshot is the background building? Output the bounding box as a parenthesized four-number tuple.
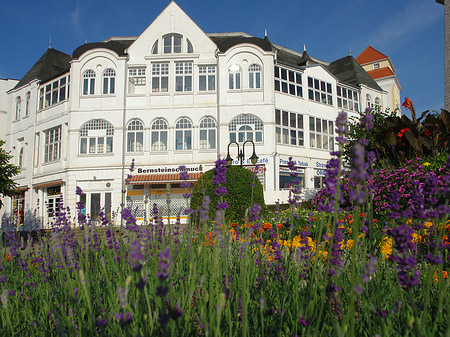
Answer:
(1, 2, 399, 227)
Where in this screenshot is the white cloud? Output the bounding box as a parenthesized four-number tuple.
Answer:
(366, 0, 443, 50)
(69, 1, 81, 27)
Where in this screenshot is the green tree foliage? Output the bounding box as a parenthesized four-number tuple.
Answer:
(191, 165, 265, 223)
(0, 140, 20, 208)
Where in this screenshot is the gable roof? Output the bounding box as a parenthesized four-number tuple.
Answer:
(367, 67, 395, 80)
(355, 46, 388, 64)
(13, 48, 71, 90)
(72, 39, 135, 59)
(208, 33, 273, 53)
(327, 55, 383, 91)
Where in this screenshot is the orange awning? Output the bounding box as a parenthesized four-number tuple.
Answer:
(129, 172, 202, 184)
(14, 186, 29, 192)
(33, 180, 64, 189)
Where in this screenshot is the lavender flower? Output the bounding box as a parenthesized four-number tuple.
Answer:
(130, 240, 144, 272)
(335, 110, 348, 144)
(117, 286, 126, 308)
(157, 247, 172, 281)
(115, 312, 133, 327)
(361, 108, 374, 131)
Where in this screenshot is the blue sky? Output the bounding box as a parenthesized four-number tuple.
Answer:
(0, 0, 444, 116)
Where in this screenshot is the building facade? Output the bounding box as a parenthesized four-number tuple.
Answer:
(1, 2, 398, 227)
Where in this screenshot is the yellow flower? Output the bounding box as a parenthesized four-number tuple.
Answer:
(380, 237, 392, 259)
(423, 162, 431, 167)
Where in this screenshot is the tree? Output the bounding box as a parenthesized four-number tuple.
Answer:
(0, 140, 20, 208)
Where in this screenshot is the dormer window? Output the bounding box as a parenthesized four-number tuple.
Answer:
(164, 34, 182, 53)
(373, 63, 380, 70)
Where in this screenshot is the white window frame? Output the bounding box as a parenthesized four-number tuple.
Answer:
(199, 117, 216, 150)
(102, 69, 116, 95)
(199, 66, 216, 91)
(151, 63, 169, 93)
(308, 77, 332, 105)
(163, 34, 182, 54)
(128, 68, 146, 94)
(127, 119, 144, 152)
(39, 75, 69, 110)
(175, 62, 193, 92)
(309, 117, 334, 151)
(249, 64, 262, 89)
(175, 118, 192, 150)
(44, 126, 62, 163)
(82, 70, 96, 96)
(228, 64, 241, 90)
(229, 114, 263, 143)
(274, 66, 303, 97)
(275, 109, 304, 146)
(15, 97, 21, 120)
(337, 86, 359, 112)
(151, 119, 168, 151)
(79, 119, 114, 155)
(25, 92, 30, 117)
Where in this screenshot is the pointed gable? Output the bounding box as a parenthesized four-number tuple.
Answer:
(13, 48, 71, 90)
(355, 46, 388, 64)
(127, 1, 217, 60)
(328, 55, 383, 91)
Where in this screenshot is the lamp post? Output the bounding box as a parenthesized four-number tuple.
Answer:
(225, 140, 259, 167)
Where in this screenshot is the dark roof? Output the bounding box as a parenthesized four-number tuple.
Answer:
(72, 40, 135, 59)
(297, 50, 317, 67)
(327, 55, 383, 91)
(13, 48, 71, 90)
(209, 35, 273, 53)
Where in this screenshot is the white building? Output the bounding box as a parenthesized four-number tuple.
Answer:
(1, 2, 397, 227)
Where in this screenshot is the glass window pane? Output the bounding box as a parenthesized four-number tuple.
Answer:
(256, 132, 262, 142)
(209, 130, 216, 149)
(136, 132, 143, 151)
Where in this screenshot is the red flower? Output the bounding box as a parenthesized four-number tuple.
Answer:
(397, 128, 410, 138)
(424, 129, 432, 136)
(402, 97, 413, 110)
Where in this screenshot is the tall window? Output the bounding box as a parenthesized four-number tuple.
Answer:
(309, 117, 334, 150)
(375, 97, 381, 106)
(25, 92, 30, 117)
(366, 94, 372, 107)
(275, 109, 304, 146)
(127, 119, 144, 152)
(44, 126, 62, 162)
(164, 34, 182, 53)
(337, 86, 359, 112)
(102, 69, 116, 95)
(15, 97, 21, 120)
(152, 63, 169, 92)
(274, 66, 302, 97)
(47, 186, 61, 220)
(308, 77, 332, 105)
(199, 117, 216, 150)
(175, 118, 192, 150)
(151, 119, 168, 151)
(18, 148, 24, 169)
(249, 64, 261, 89)
(228, 64, 241, 90)
(79, 119, 114, 154)
(128, 68, 146, 94)
(175, 62, 193, 92)
(229, 114, 263, 143)
(40, 75, 70, 109)
(82, 70, 96, 95)
(199, 66, 216, 91)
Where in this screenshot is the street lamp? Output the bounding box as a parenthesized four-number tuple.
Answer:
(225, 140, 259, 167)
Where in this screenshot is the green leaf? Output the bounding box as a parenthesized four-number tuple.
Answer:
(441, 109, 450, 131)
(404, 130, 422, 153)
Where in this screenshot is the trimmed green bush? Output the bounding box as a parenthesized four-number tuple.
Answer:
(190, 165, 265, 223)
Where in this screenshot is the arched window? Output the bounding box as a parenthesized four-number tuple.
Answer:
(151, 40, 158, 54)
(229, 114, 263, 143)
(175, 118, 192, 150)
(228, 64, 241, 90)
(127, 119, 144, 152)
(151, 119, 168, 151)
(25, 92, 30, 117)
(249, 64, 261, 89)
(187, 39, 194, 53)
(82, 70, 96, 95)
(15, 97, 21, 120)
(18, 148, 24, 169)
(199, 117, 216, 150)
(102, 69, 116, 95)
(366, 94, 372, 108)
(79, 119, 114, 154)
(163, 34, 182, 54)
(375, 97, 381, 106)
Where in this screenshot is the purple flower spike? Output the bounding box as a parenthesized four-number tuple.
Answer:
(157, 247, 172, 281)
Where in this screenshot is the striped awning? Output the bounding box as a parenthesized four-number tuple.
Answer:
(33, 180, 64, 189)
(129, 172, 202, 184)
